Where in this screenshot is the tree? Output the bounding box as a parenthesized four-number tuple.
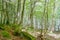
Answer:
(30, 0, 36, 28)
(50, 0, 56, 33)
(19, 0, 26, 26)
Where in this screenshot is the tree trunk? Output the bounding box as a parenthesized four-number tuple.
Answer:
(51, 0, 56, 33)
(5, 2, 9, 24)
(30, 0, 36, 27)
(19, 0, 26, 26)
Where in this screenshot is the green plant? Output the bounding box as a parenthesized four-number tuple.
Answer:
(0, 24, 5, 30)
(20, 31, 36, 40)
(13, 26, 22, 36)
(1, 31, 11, 39)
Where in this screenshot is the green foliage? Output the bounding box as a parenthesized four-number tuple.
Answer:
(13, 25, 23, 36)
(11, 24, 19, 30)
(26, 27, 34, 32)
(4, 25, 11, 31)
(14, 31, 36, 40)
(0, 25, 11, 32)
(21, 31, 36, 40)
(0, 0, 60, 40)
(1, 31, 11, 39)
(14, 27, 21, 36)
(0, 24, 5, 30)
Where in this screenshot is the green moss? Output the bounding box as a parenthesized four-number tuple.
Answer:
(14, 31, 36, 40)
(21, 31, 36, 40)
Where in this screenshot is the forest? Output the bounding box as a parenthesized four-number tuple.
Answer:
(0, 0, 60, 40)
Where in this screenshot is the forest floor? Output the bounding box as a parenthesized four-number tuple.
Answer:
(27, 30, 60, 40)
(0, 28, 60, 40)
(0, 30, 28, 40)
(21, 29, 60, 40)
(48, 32, 60, 39)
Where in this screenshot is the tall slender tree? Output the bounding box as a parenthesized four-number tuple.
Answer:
(30, 0, 36, 27)
(1, 0, 4, 24)
(51, 0, 56, 32)
(19, 0, 26, 26)
(41, 0, 49, 40)
(5, 0, 10, 24)
(15, 0, 21, 24)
